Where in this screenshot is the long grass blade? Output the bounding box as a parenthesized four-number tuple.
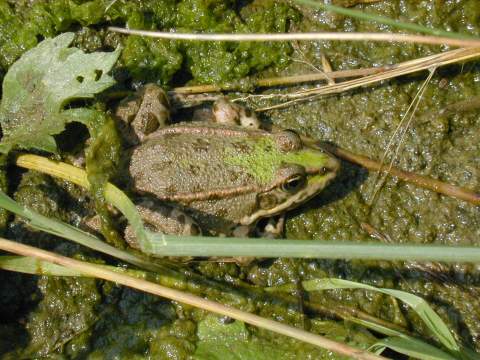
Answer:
(108, 27, 480, 48)
(12, 154, 480, 263)
(294, 0, 478, 40)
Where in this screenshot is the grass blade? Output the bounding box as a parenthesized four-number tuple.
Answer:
(141, 234, 480, 262)
(300, 279, 460, 353)
(0, 255, 82, 276)
(294, 0, 479, 40)
(369, 337, 458, 360)
(352, 318, 458, 360)
(0, 190, 163, 272)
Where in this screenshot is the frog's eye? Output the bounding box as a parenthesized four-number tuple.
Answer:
(274, 130, 302, 152)
(281, 174, 306, 193)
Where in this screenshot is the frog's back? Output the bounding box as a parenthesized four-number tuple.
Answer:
(129, 123, 264, 197)
(128, 123, 269, 230)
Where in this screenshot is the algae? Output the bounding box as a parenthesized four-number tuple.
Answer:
(0, 0, 479, 358)
(0, 0, 297, 85)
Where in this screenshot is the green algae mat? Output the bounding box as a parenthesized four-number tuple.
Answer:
(0, 0, 479, 358)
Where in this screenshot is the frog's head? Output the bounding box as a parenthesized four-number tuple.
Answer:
(232, 130, 339, 225)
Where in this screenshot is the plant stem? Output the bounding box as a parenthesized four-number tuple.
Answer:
(170, 66, 386, 95)
(294, 0, 479, 40)
(321, 143, 480, 206)
(256, 47, 480, 111)
(108, 27, 480, 48)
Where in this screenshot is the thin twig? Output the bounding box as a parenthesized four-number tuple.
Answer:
(320, 143, 480, 206)
(369, 67, 436, 205)
(170, 66, 387, 98)
(0, 238, 386, 360)
(108, 27, 480, 48)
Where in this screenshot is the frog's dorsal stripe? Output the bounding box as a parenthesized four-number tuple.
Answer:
(157, 184, 262, 202)
(146, 124, 267, 139)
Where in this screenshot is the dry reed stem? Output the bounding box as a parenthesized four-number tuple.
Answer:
(0, 238, 386, 360)
(321, 143, 480, 206)
(108, 27, 480, 48)
(170, 66, 387, 103)
(255, 47, 480, 111)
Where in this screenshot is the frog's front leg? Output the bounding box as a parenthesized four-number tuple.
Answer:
(212, 98, 260, 129)
(256, 214, 286, 239)
(124, 198, 202, 249)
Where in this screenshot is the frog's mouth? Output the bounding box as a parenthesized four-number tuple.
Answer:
(239, 156, 340, 226)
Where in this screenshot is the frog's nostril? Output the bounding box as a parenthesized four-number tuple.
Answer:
(318, 167, 327, 175)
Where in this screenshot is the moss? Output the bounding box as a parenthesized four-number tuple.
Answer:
(19, 276, 101, 358)
(179, 0, 298, 84)
(121, 36, 183, 86)
(1, 0, 480, 357)
(84, 112, 125, 248)
(0, 0, 298, 85)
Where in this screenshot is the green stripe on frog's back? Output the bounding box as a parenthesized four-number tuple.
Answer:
(224, 136, 331, 184)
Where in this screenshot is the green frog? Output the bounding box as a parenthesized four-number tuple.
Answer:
(116, 85, 339, 246)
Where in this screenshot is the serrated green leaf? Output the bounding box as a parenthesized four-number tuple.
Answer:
(0, 32, 120, 153)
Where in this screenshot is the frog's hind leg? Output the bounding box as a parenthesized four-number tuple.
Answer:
(132, 84, 171, 137)
(115, 84, 171, 145)
(124, 198, 201, 249)
(211, 97, 261, 129)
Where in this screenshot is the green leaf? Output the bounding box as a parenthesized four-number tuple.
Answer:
(194, 316, 287, 360)
(300, 278, 460, 353)
(0, 32, 120, 153)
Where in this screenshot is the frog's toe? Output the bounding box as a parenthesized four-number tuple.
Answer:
(238, 107, 260, 129)
(256, 215, 285, 239)
(212, 97, 241, 126)
(212, 97, 260, 129)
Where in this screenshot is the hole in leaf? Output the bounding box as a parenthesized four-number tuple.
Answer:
(76, 76, 84, 83)
(94, 69, 103, 81)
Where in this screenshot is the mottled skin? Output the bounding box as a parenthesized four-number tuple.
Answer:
(123, 87, 339, 241)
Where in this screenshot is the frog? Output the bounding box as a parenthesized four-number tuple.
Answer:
(115, 84, 339, 248)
